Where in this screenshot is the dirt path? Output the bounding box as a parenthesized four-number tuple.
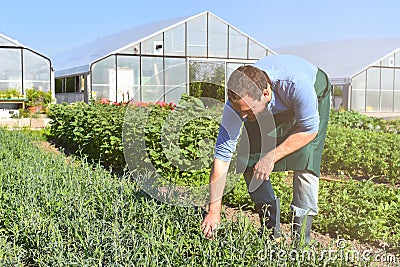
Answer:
(222, 201, 398, 266)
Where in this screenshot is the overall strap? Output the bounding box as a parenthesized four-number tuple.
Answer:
(315, 68, 330, 101)
(273, 68, 330, 127)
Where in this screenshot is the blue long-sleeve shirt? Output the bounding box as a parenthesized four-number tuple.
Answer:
(214, 55, 320, 162)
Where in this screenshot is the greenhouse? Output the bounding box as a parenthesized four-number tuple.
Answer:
(0, 33, 53, 114)
(276, 39, 400, 114)
(53, 11, 274, 104)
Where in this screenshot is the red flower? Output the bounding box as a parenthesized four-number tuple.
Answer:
(100, 98, 110, 104)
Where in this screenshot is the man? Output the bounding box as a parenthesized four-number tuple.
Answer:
(201, 55, 331, 244)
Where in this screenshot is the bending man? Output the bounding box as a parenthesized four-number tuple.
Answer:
(201, 55, 331, 244)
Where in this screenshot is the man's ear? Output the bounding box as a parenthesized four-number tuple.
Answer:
(262, 87, 270, 101)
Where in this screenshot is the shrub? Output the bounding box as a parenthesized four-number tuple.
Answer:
(48, 101, 128, 172)
(48, 99, 219, 187)
(329, 109, 400, 134)
(322, 125, 400, 183)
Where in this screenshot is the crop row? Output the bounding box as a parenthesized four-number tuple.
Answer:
(49, 102, 400, 184)
(0, 127, 373, 266)
(224, 170, 400, 248)
(46, 101, 400, 249)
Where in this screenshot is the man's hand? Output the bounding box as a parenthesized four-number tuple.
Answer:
(253, 151, 275, 180)
(253, 131, 318, 180)
(200, 158, 228, 238)
(201, 211, 221, 238)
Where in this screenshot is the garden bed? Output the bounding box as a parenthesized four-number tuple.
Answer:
(0, 127, 399, 266)
(2, 103, 400, 265)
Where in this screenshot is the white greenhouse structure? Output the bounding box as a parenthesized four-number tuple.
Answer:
(53, 11, 274, 104)
(0, 33, 53, 98)
(276, 39, 400, 114)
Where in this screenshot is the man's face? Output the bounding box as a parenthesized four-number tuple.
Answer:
(230, 94, 268, 122)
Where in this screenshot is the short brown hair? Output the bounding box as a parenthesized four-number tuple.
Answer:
(227, 65, 272, 102)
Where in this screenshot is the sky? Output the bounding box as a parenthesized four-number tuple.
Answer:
(1, 0, 400, 57)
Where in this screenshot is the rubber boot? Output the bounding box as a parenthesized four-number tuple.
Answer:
(292, 214, 313, 246)
(255, 198, 282, 240)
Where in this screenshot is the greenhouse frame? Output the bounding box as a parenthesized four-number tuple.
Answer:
(0, 33, 53, 104)
(276, 39, 400, 114)
(53, 11, 275, 104)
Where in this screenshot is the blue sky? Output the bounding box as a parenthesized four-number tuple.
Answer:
(1, 0, 399, 57)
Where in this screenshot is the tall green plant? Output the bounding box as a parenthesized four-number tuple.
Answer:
(189, 82, 225, 102)
(48, 102, 126, 172)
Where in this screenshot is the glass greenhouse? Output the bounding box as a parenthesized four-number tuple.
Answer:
(351, 49, 400, 112)
(53, 11, 274, 104)
(276, 39, 400, 114)
(0, 33, 52, 94)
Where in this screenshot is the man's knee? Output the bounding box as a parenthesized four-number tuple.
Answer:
(292, 170, 319, 216)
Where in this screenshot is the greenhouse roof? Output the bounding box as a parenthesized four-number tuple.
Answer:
(274, 38, 400, 84)
(53, 11, 271, 78)
(53, 14, 190, 76)
(0, 33, 23, 47)
(0, 32, 51, 69)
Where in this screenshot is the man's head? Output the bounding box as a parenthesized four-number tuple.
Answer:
(227, 65, 272, 121)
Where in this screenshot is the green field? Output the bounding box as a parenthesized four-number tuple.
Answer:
(1, 106, 400, 266)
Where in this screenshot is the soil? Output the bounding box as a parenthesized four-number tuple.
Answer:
(38, 140, 60, 154)
(222, 204, 380, 250)
(221, 205, 400, 266)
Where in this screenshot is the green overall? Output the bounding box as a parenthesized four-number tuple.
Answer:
(236, 69, 331, 177)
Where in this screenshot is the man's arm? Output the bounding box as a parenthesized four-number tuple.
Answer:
(201, 158, 230, 238)
(201, 100, 243, 237)
(274, 131, 317, 162)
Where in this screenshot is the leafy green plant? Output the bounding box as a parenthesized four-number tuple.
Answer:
(0, 88, 24, 99)
(316, 178, 400, 246)
(189, 82, 225, 102)
(25, 88, 53, 107)
(322, 125, 400, 183)
(48, 101, 127, 172)
(332, 86, 343, 97)
(17, 108, 30, 118)
(329, 109, 400, 134)
(222, 170, 400, 249)
(49, 98, 221, 187)
(46, 102, 400, 251)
